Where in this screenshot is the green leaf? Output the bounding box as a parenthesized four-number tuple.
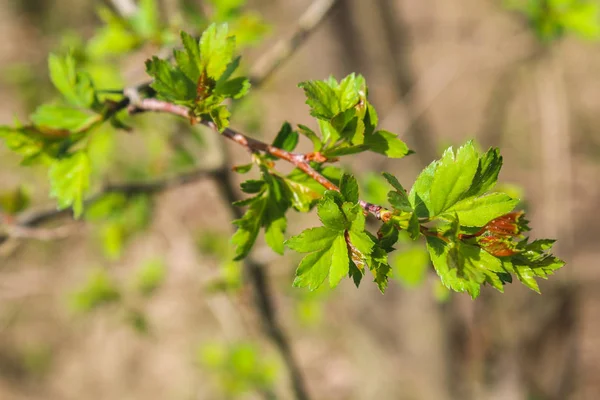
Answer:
(271, 122, 298, 154)
(200, 23, 236, 80)
(328, 235, 351, 288)
(285, 227, 337, 252)
(382, 172, 405, 193)
(232, 170, 291, 259)
(409, 160, 437, 218)
(298, 80, 340, 120)
(48, 151, 91, 218)
(364, 130, 410, 158)
(175, 31, 202, 82)
(214, 76, 250, 99)
(443, 192, 519, 227)
(145, 56, 196, 104)
(337, 73, 364, 110)
(426, 236, 506, 299)
(48, 53, 96, 108)
(209, 105, 231, 131)
(317, 194, 347, 231)
(0, 125, 60, 164)
(429, 141, 479, 216)
(297, 124, 322, 151)
(340, 174, 359, 204)
(31, 104, 101, 133)
(463, 147, 502, 198)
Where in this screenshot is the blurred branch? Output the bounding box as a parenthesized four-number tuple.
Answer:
(0, 167, 220, 248)
(249, 0, 342, 86)
(212, 144, 310, 400)
(106, 0, 138, 18)
(374, 0, 437, 165)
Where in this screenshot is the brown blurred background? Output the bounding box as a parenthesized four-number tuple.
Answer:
(1, 0, 599, 399)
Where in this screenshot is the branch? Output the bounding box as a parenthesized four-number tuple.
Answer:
(131, 98, 392, 221)
(249, 0, 342, 86)
(0, 167, 219, 247)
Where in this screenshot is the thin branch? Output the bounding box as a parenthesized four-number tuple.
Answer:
(249, 0, 342, 86)
(130, 98, 393, 221)
(0, 167, 219, 247)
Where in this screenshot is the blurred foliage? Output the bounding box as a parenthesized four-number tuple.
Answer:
(198, 341, 278, 397)
(132, 258, 167, 297)
(69, 268, 121, 313)
(505, 0, 600, 41)
(0, 186, 31, 215)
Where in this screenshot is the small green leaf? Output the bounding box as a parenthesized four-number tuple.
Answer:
(49, 151, 91, 218)
(209, 105, 231, 131)
(429, 141, 479, 216)
(463, 147, 502, 198)
(340, 174, 359, 204)
(329, 235, 350, 288)
(145, 56, 196, 104)
(285, 227, 337, 252)
(293, 247, 333, 290)
(298, 80, 340, 120)
(297, 124, 323, 151)
(444, 192, 519, 227)
(365, 130, 410, 158)
(200, 23, 236, 80)
(271, 122, 298, 154)
(317, 194, 347, 231)
(409, 159, 437, 218)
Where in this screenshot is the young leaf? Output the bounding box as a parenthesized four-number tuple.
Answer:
(200, 23, 236, 80)
(429, 141, 479, 216)
(31, 104, 101, 133)
(298, 81, 340, 120)
(443, 192, 519, 227)
(339, 174, 359, 204)
(48, 151, 91, 218)
(364, 130, 410, 158)
(270, 122, 298, 155)
(145, 56, 196, 104)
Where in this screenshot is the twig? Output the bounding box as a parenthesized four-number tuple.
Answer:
(249, 0, 342, 86)
(130, 98, 392, 221)
(0, 167, 219, 247)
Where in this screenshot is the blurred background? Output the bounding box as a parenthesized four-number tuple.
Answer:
(0, 0, 599, 399)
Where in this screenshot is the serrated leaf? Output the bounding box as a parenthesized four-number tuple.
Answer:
(146, 56, 196, 103)
(209, 105, 231, 131)
(365, 130, 410, 158)
(382, 172, 405, 193)
(426, 237, 506, 299)
(200, 23, 236, 80)
(48, 53, 96, 108)
(292, 247, 333, 290)
(463, 147, 502, 198)
(231, 197, 264, 260)
(0, 125, 61, 164)
(298, 80, 340, 120)
(340, 174, 359, 204)
(429, 141, 479, 216)
(443, 192, 519, 227)
(328, 235, 350, 288)
(174, 31, 201, 82)
(317, 194, 347, 231)
(409, 159, 437, 218)
(285, 227, 337, 252)
(49, 151, 91, 218)
(240, 179, 265, 194)
(214, 76, 250, 99)
(337, 73, 364, 111)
